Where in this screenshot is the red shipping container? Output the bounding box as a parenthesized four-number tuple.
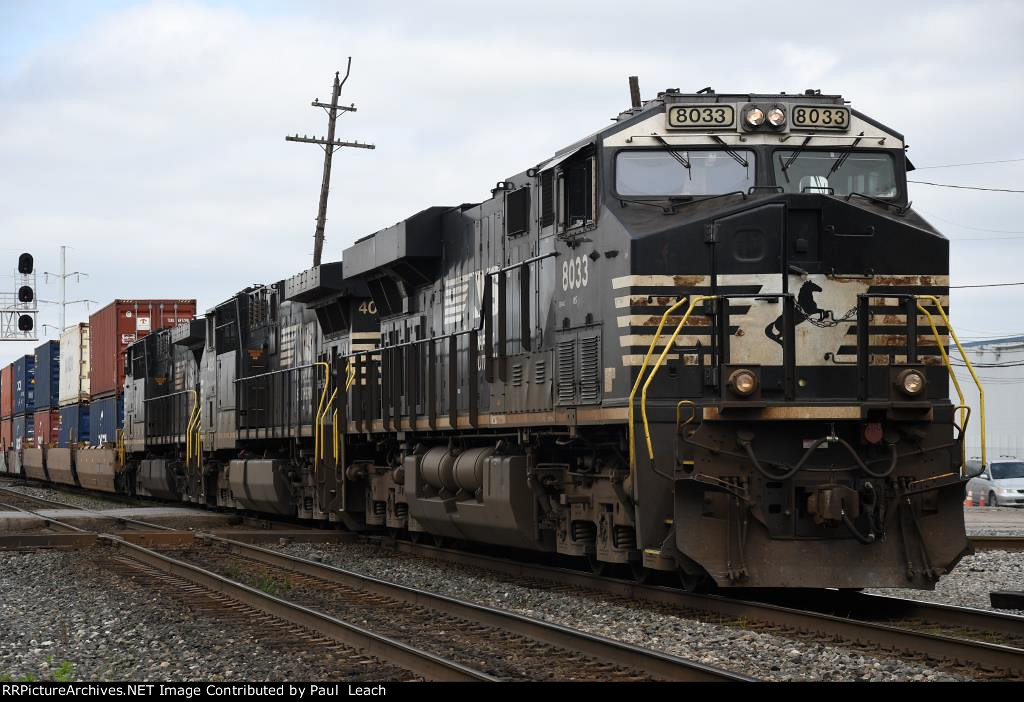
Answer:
(0, 417, 11, 451)
(33, 408, 60, 448)
(89, 299, 197, 399)
(1, 364, 12, 419)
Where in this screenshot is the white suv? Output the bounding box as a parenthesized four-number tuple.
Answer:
(966, 459, 1024, 507)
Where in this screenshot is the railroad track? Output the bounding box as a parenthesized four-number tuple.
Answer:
(0, 485, 748, 682)
(139, 534, 751, 681)
(370, 538, 1024, 679)
(3, 480, 1021, 679)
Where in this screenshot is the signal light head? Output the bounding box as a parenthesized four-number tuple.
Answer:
(728, 368, 759, 396)
(18, 286, 33, 303)
(17, 315, 33, 332)
(896, 369, 926, 397)
(744, 107, 766, 127)
(18, 253, 33, 275)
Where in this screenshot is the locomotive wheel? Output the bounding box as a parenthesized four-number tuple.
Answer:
(630, 561, 651, 584)
(587, 555, 607, 576)
(678, 570, 707, 592)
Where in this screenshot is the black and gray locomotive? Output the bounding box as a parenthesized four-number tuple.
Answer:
(120, 89, 976, 590)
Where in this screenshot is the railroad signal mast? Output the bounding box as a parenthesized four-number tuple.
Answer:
(41, 245, 94, 333)
(286, 58, 376, 267)
(0, 252, 37, 341)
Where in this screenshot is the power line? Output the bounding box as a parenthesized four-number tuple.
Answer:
(923, 213, 1024, 234)
(908, 180, 1024, 193)
(950, 282, 1024, 289)
(913, 157, 1024, 170)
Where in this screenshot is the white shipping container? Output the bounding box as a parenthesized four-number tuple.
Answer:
(59, 323, 91, 406)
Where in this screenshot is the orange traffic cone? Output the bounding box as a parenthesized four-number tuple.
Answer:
(978, 494, 986, 507)
(964, 492, 975, 507)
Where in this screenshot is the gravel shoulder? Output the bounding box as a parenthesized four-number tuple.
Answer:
(0, 480, 133, 511)
(0, 550, 406, 682)
(270, 541, 971, 682)
(868, 550, 1024, 615)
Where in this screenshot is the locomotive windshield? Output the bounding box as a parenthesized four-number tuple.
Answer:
(615, 149, 756, 196)
(773, 150, 897, 198)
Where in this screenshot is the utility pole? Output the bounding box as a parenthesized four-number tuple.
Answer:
(42, 246, 94, 333)
(286, 58, 375, 267)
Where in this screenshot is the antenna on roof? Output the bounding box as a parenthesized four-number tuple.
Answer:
(628, 76, 642, 110)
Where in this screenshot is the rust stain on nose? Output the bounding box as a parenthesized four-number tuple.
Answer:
(673, 275, 707, 287)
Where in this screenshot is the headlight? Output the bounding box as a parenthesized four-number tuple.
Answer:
(996, 487, 1015, 496)
(896, 369, 926, 397)
(767, 107, 786, 127)
(745, 107, 765, 127)
(728, 369, 758, 396)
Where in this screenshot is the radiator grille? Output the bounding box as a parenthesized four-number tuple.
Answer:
(579, 335, 600, 404)
(556, 339, 576, 405)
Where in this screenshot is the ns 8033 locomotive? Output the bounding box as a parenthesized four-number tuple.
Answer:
(120, 88, 984, 591)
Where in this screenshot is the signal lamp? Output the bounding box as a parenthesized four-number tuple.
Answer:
(17, 315, 33, 332)
(745, 107, 765, 127)
(728, 369, 759, 396)
(17, 253, 33, 275)
(18, 286, 33, 303)
(896, 369, 926, 397)
(767, 107, 787, 127)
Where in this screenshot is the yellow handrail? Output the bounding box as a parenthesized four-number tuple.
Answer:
(185, 389, 199, 465)
(915, 294, 986, 471)
(312, 361, 332, 468)
(319, 387, 338, 460)
(627, 296, 693, 472)
(641, 296, 715, 459)
(345, 359, 356, 391)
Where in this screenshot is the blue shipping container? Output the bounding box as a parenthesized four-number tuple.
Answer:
(13, 355, 35, 416)
(33, 340, 60, 410)
(89, 395, 123, 446)
(58, 403, 90, 447)
(13, 413, 34, 448)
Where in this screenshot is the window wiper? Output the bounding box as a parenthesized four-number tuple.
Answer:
(710, 135, 748, 167)
(617, 196, 683, 214)
(666, 190, 747, 212)
(780, 135, 813, 180)
(654, 136, 692, 180)
(618, 192, 747, 215)
(827, 131, 865, 176)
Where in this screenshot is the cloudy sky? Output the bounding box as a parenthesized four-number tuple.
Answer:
(1, 0, 1022, 366)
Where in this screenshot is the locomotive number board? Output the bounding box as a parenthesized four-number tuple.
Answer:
(666, 104, 735, 129)
(791, 105, 850, 129)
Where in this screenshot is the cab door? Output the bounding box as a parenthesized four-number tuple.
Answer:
(709, 202, 789, 375)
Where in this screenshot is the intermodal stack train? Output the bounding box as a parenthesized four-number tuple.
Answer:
(0, 88, 986, 590)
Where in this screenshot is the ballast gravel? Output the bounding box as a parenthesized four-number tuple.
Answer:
(273, 541, 977, 682)
(0, 480, 130, 511)
(0, 550, 401, 682)
(867, 549, 1024, 615)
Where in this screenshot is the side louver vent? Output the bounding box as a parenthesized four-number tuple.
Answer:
(533, 359, 546, 384)
(556, 339, 576, 405)
(579, 335, 600, 404)
(511, 363, 523, 387)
